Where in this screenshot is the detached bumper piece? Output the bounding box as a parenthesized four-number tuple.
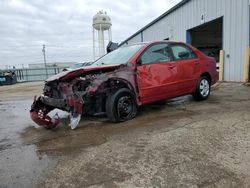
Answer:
(69, 113, 82, 129)
(30, 96, 60, 129)
(30, 93, 83, 130)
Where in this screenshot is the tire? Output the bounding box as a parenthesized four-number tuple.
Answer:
(193, 76, 211, 101)
(106, 88, 137, 122)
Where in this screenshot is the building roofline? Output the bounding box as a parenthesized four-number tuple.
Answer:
(119, 0, 190, 46)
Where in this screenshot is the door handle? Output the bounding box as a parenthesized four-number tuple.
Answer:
(194, 62, 199, 65)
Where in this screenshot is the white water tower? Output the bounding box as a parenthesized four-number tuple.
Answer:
(92, 10, 112, 60)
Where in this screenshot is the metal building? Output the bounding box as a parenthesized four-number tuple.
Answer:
(120, 0, 250, 82)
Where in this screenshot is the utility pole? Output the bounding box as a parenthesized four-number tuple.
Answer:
(42, 44, 48, 79)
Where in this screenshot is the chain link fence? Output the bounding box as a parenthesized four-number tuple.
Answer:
(4, 67, 67, 82)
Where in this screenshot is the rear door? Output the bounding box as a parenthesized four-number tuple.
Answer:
(170, 43, 200, 93)
(136, 43, 179, 104)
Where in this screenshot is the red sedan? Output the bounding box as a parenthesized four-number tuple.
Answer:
(30, 41, 218, 129)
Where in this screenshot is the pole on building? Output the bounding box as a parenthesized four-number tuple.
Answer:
(243, 46, 250, 84)
(219, 50, 225, 82)
(42, 44, 48, 79)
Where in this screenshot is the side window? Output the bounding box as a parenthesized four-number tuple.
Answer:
(140, 44, 172, 65)
(171, 45, 197, 60)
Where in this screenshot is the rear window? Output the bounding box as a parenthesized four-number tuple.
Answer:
(140, 43, 172, 64)
(171, 44, 197, 60)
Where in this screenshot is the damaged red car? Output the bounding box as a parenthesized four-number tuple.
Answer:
(30, 41, 218, 129)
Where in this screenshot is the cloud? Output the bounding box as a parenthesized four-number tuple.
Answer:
(0, 0, 181, 68)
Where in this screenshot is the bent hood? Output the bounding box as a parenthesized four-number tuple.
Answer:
(46, 64, 123, 82)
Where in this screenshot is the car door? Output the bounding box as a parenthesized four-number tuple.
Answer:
(170, 43, 200, 94)
(136, 43, 179, 104)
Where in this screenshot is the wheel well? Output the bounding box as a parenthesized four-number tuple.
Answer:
(90, 79, 138, 112)
(201, 72, 211, 84)
(106, 79, 133, 92)
(107, 79, 139, 104)
(113, 80, 130, 89)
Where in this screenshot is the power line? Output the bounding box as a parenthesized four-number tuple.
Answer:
(1, 45, 42, 48)
(2, 44, 93, 48)
(0, 43, 94, 66)
(0, 55, 43, 58)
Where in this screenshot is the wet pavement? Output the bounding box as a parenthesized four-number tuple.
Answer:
(0, 99, 55, 188)
(0, 82, 250, 188)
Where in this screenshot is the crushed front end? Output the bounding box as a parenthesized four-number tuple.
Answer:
(30, 65, 135, 129)
(30, 80, 84, 129)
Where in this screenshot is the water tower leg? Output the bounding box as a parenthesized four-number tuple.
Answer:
(108, 28, 112, 42)
(93, 27, 95, 61)
(101, 31, 105, 55)
(98, 28, 101, 58)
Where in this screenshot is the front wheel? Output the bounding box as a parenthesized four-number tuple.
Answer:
(193, 76, 211, 101)
(106, 88, 137, 122)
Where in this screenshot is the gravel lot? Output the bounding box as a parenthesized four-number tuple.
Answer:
(0, 82, 250, 188)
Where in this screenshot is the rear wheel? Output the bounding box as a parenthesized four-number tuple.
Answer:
(193, 76, 211, 101)
(106, 88, 137, 122)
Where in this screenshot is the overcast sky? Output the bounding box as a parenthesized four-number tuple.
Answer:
(0, 0, 181, 69)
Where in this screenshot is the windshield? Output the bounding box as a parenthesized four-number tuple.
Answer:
(93, 44, 144, 66)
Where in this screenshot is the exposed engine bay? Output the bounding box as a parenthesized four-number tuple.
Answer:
(30, 65, 137, 129)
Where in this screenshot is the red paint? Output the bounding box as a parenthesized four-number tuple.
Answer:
(128, 41, 218, 104)
(30, 41, 218, 128)
(136, 61, 179, 103)
(30, 96, 60, 129)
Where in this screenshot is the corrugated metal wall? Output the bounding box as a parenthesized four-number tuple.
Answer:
(125, 34, 142, 44)
(123, 0, 249, 82)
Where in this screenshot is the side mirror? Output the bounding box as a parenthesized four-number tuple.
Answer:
(178, 51, 190, 59)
